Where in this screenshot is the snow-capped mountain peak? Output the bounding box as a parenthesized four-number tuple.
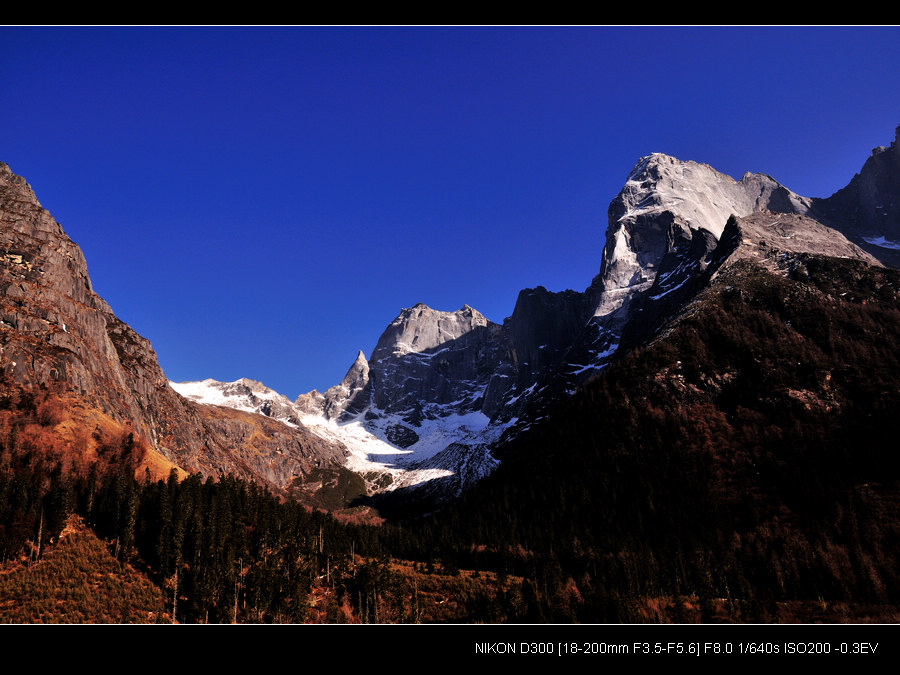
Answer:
(171, 377, 301, 425)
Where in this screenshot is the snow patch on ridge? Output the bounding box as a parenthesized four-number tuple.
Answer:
(863, 235, 900, 250)
(170, 376, 507, 493)
(171, 378, 298, 424)
(299, 407, 507, 492)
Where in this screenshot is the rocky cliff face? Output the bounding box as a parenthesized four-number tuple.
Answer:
(593, 154, 812, 301)
(582, 154, 815, 357)
(0, 162, 346, 493)
(811, 125, 900, 267)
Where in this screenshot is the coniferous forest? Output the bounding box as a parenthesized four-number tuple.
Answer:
(3, 256, 900, 623)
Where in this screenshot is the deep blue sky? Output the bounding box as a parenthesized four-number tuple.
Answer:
(3, 26, 900, 398)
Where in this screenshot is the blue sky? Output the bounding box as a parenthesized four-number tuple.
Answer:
(3, 26, 900, 398)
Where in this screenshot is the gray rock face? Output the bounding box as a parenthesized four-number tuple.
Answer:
(367, 303, 505, 421)
(301, 305, 492, 420)
(484, 286, 593, 421)
(812, 125, 900, 267)
(302, 303, 510, 430)
(322, 350, 371, 419)
(308, 290, 597, 430)
(589, 153, 814, 324)
(546, 152, 823, 380)
(371, 303, 492, 360)
(722, 211, 880, 269)
(506, 286, 591, 381)
(279, 288, 601, 500)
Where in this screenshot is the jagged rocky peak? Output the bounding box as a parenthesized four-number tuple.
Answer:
(318, 350, 369, 395)
(343, 349, 369, 384)
(295, 302, 507, 424)
(223, 377, 277, 397)
(588, 152, 814, 321)
(371, 302, 495, 360)
(813, 124, 900, 266)
(367, 303, 505, 420)
(319, 349, 370, 420)
(615, 153, 812, 234)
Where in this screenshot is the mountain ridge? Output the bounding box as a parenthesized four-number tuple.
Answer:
(169, 125, 900, 506)
(0, 161, 348, 497)
(810, 124, 900, 266)
(4, 123, 899, 509)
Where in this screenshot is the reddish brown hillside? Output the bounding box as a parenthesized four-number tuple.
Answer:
(0, 161, 346, 494)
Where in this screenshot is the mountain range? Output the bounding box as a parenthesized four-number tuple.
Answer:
(3, 125, 900, 513)
(171, 125, 897, 509)
(4, 124, 900, 623)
